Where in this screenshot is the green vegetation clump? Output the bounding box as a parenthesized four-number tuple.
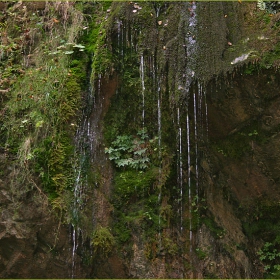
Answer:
(113, 169, 158, 205)
(91, 226, 115, 258)
(105, 129, 159, 170)
(241, 199, 280, 241)
(214, 122, 267, 158)
(0, 2, 87, 215)
(260, 42, 280, 69)
(240, 199, 280, 278)
(112, 168, 161, 250)
(201, 215, 226, 239)
(195, 247, 208, 260)
(258, 242, 280, 278)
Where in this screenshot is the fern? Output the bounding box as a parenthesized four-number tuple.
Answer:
(257, 0, 266, 11)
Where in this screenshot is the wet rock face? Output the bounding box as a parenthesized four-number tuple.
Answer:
(207, 69, 280, 201)
(1, 1, 280, 278)
(85, 2, 280, 277)
(0, 224, 69, 278)
(0, 197, 93, 279)
(208, 70, 280, 140)
(195, 69, 280, 278)
(0, 160, 73, 278)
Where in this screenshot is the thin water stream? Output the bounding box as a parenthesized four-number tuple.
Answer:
(184, 0, 197, 253)
(140, 54, 145, 129)
(70, 70, 105, 277)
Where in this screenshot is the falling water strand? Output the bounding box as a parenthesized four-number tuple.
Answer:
(140, 54, 145, 129)
(125, 21, 129, 49)
(130, 28, 133, 53)
(156, 6, 161, 17)
(71, 75, 97, 277)
(90, 74, 101, 159)
(177, 107, 183, 232)
(204, 86, 209, 141)
(157, 79, 162, 154)
(198, 83, 203, 138)
(185, 0, 197, 255)
(71, 139, 88, 278)
(186, 109, 192, 252)
(121, 21, 124, 57)
(71, 151, 82, 278)
(98, 74, 101, 104)
(157, 76, 162, 249)
(193, 90, 199, 205)
(71, 166, 83, 278)
(71, 228, 76, 278)
(117, 19, 121, 53)
(185, 1, 197, 88)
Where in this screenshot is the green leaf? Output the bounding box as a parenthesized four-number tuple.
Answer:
(73, 44, 85, 49)
(134, 148, 147, 156)
(64, 51, 74, 55)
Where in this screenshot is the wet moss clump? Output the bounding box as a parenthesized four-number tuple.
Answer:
(213, 120, 268, 159)
(241, 199, 280, 241)
(112, 168, 161, 248)
(201, 214, 226, 239)
(260, 42, 280, 69)
(239, 199, 280, 278)
(91, 226, 115, 259)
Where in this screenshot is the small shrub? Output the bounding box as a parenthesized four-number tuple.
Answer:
(105, 129, 152, 170)
(258, 242, 280, 278)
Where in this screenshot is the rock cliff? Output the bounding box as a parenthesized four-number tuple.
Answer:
(1, 1, 280, 278)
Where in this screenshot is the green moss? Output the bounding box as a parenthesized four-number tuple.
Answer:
(240, 199, 280, 241)
(261, 42, 280, 69)
(243, 63, 259, 75)
(239, 199, 280, 277)
(69, 59, 88, 89)
(112, 168, 164, 247)
(113, 213, 132, 244)
(91, 226, 115, 258)
(259, 11, 272, 25)
(214, 121, 268, 158)
(162, 236, 179, 256)
(33, 134, 74, 199)
(113, 168, 158, 207)
(195, 247, 208, 260)
(144, 238, 158, 260)
(201, 215, 226, 239)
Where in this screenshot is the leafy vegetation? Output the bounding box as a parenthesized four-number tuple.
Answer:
(239, 199, 280, 278)
(258, 242, 280, 278)
(105, 129, 157, 170)
(214, 121, 267, 159)
(201, 215, 226, 239)
(0, 2, 86, 214)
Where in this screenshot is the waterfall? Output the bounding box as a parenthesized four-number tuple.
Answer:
(177, 108, 183, 232)
(116, 19, 124, 57)
(70, 69, 104, 277)
(193, 90, 199, 205)
(140, 54, 145, 129)
(71, 1, 205, 276)
(183, 0, 197, 253)
(157, 79, 162, 159)
(204, 86, 209, 140)
(71, 228, 77, 278)
(117, 19, 121, 50)
(157, 74, 163, 249)
(186, 108, 192, 252)
(70, 94, 92, 278)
